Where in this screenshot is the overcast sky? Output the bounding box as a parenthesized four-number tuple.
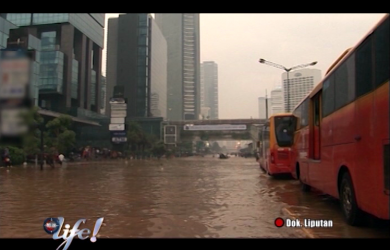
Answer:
(103, 13, 386, 119)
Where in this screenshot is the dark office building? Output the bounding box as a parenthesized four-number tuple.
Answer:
(106, 13, 167, 119)
(1, 13, 105, 115)
(155, 13, 201, 121)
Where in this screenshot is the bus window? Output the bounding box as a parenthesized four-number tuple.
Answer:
(274, 116, 296, 147)
(313, 94, 321, 159)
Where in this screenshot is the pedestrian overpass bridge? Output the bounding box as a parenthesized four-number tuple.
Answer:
(162, 119, 267, 143)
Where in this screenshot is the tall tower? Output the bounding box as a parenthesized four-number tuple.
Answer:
(155, 13, 200, 121)
(106, 13, 167, 119)
(282, 68, 322, 111)
(200, 61, 218, 119)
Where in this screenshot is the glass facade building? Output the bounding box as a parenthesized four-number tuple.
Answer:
(155, 13, 201, 120)
(150, 17, 167, 118)
(0, 16, 17, 49)
(27, 34, 41, 106)
(39, 51, 64, 93)
(136, 14, 149, 117)
(200, 61, 218, 119)
(2, 13, 105, 114)
(106, 13, 167, 119)
(5, 13, 104, 47)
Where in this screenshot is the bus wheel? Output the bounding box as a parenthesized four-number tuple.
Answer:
(339, 172, 365, 226)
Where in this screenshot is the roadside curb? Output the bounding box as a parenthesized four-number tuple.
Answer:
(282, 207, 317, 238)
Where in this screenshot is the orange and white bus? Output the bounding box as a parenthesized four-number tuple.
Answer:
(258, 113, 297, 176)
(292, 14, 389, 226)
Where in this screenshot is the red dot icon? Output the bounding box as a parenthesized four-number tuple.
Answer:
(275, 217, 284, 227)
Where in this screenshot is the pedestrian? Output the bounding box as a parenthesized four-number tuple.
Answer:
(58, 154, 65, 165)
(2, 147, 12, 168)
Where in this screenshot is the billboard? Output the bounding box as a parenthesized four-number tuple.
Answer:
(110, 117, 125, 124)
(183, 124, 247, 131)
(109, 124, 125, 131)
(0, 49, 31, 138)
(110, 110, 127, 118)
(110, 103, 127, 110)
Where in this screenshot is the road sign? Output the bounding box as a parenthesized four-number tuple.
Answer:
(112, 137, 127, 143)
(109, 97, 125, 104)
(109, 124, 125, 131)
(110, 117, 125, 124)
(110, 103, 127, 109)
(111, 131, 126, 137)
(164, 125, 176, 135)
(164, 135, 176, 144)
(111, 110, 127, 118)
(183, 124, 247, 131)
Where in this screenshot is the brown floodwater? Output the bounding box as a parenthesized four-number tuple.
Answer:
(0, 156, 388, 238)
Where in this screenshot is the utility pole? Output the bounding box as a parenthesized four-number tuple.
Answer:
(265, 89, 268, 119)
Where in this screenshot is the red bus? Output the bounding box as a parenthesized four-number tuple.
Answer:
(258, 113, 297, 176)
(292, 14, 389, 226)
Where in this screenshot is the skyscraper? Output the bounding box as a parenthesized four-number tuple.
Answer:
(270, 87, 284, 115)
(106, 13, 167, 119)
(282, 68, 322, 111)
(200, 61, 218, 119)
(1, 13, 105, 115)
(155, 13, 200, 121)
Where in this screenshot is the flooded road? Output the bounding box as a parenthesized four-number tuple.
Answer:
(0, 156, 388, 238)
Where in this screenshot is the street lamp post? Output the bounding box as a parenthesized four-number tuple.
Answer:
(259, 58, 317, 112)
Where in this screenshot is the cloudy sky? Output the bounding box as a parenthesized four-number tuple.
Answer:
(103, 13, 386, 119)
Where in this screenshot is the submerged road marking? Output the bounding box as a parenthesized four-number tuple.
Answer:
(281, 207, 317, 238)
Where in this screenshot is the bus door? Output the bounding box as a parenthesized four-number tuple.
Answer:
(312, 93, 321, 160)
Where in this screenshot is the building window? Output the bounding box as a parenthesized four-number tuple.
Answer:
(41, 31, 57, 51)
(33, 13, 68, 25)
(6, 13, 32, 26)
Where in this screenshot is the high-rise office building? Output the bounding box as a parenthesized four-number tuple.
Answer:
(270, 87, 284, 115)
(1, 13, 105, 115)
(200, 61, 218, 119)
(155, 13, 200, 121)
(282, 68, 322, 112)
(106, 13, 167, 119)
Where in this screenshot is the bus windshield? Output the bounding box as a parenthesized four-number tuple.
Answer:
(274, 116, 296, 147)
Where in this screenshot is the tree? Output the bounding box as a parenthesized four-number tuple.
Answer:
(211, 141, 221, 153)
(21, 107, 44, 156)
(151, 141, 166, 159)
(127, 121, 143, 152)
(45, 115, 76, 154)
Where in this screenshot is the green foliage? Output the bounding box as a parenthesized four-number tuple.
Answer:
(211, 141, 221, 152)
(45, 115, 75, 154)
(0, 146, 25, 166)
(20, 107, 44, 155)
(151, 141, 166, 158)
